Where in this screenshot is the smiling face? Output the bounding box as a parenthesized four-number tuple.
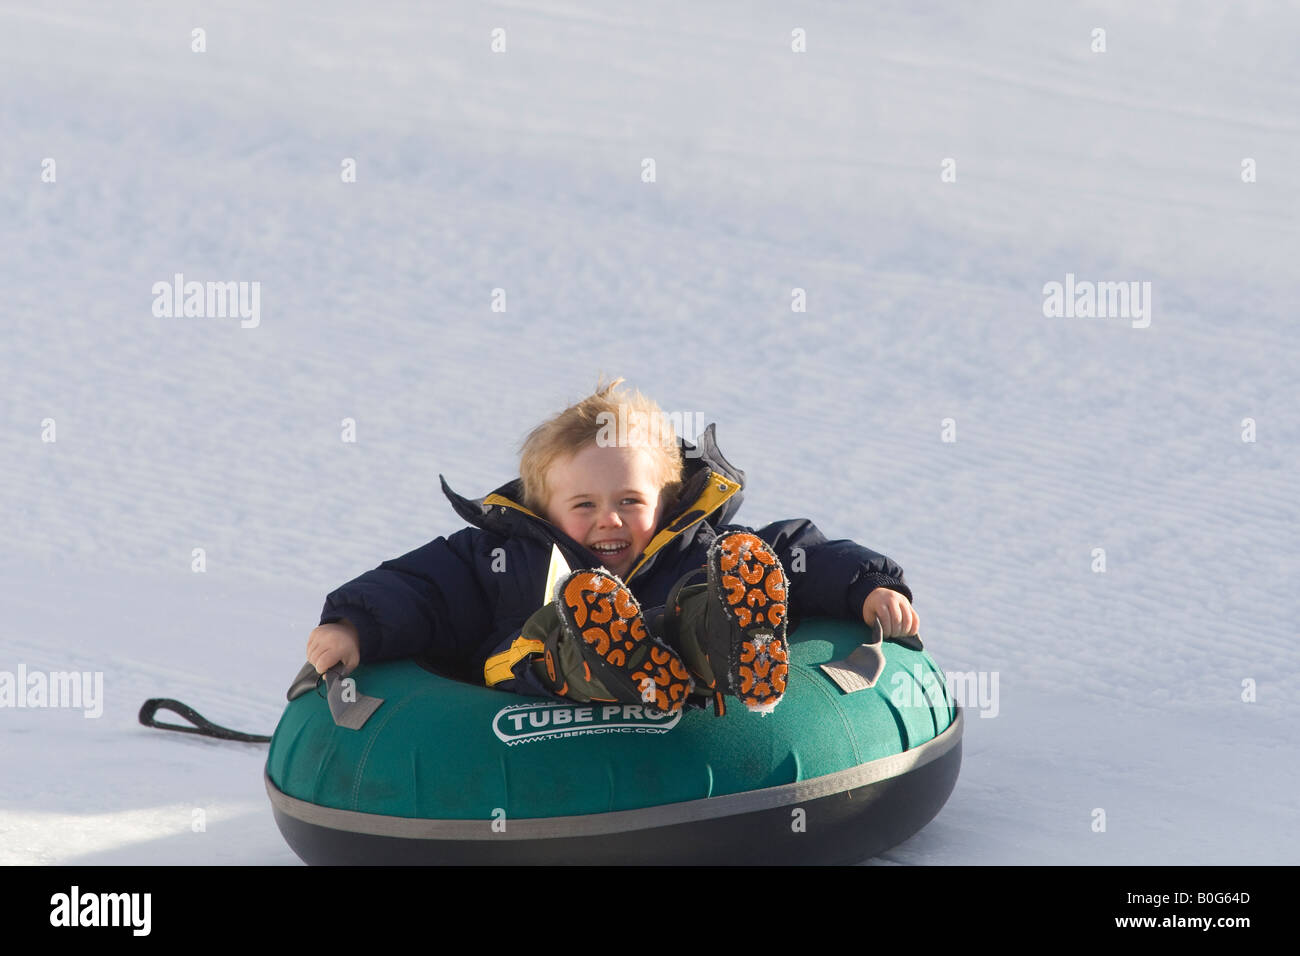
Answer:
(542, 442, 665, 579)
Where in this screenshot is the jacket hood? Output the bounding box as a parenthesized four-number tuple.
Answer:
(439, 423, 746, 579)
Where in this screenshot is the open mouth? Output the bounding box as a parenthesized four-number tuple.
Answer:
(589, 540, 630, 560)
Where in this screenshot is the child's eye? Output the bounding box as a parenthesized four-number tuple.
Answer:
(622, 498, 643, 506)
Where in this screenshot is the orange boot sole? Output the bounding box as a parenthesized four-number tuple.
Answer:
(709, 532, 790, 713)
(558, 571, 694, 713)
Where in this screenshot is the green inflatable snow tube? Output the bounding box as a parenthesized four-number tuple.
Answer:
(266, 618, 962, 864)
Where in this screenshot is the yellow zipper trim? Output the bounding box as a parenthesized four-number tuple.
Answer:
(482, 493, 543, 520)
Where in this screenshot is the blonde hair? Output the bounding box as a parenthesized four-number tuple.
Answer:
(519, 377, 685, 515)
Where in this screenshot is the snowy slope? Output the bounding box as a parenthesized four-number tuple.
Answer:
(2, 0, 1297, 864)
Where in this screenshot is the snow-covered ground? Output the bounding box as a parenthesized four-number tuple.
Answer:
(2, 0, 1297, 864)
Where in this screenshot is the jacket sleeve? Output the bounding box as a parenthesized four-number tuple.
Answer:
(319, 527, 496, 664)
(723, 518, 912, 622)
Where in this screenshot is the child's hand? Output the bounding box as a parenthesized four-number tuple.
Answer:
(862, 588, 919, 638)
(307, 620, 361, 676)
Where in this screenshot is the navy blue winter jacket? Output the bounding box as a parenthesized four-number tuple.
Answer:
(319, 425, 912, 698)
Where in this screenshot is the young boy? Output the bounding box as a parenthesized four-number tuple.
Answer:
(306, 379, 919, 715)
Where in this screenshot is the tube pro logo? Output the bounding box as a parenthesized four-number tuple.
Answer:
(492, 701, 681, 745)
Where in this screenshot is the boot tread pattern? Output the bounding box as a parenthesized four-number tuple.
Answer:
(559, 572, 693, 713)
(713, 532, 790, 712)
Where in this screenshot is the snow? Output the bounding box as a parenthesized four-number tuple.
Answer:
(2, 0, 1297, 865)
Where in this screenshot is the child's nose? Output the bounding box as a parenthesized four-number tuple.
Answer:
(597, 509, 623, 527)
